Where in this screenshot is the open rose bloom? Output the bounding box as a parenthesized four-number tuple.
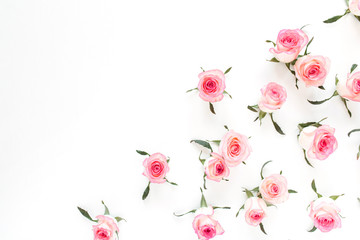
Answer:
(260, 174, 289, 204)
(294, 55, 331, 87)
(309, 197, 341, 232)
(204, 153, 230, 182)
(197, 69, 226, 102)
(193, 207, 224, 240)
(269, 29, 308, 63)
(93, 215, 119, 240)
(299, 125, 338, 161)
(258, 82, 287, 113)
(142, 153, 170, 183)
(337, 71, 360, 102)
(219, 130, 252, 167)
(350, 0, 360, 16)
(244, 197, 268, 226)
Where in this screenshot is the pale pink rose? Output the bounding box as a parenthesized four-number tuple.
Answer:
(197, 69, 226, 102)
(350, 0, 360, 16)
(294, 55, 331, 87)
(258, 82, 287, 113)
(337, 71, 360, 102)
(260, 174, 289, 204)
(93, 215, 119, 240)
(309, 197, 341, 233)
(204, 153, 230, 182)
(269, 29, 309, 63)
(219, 130, 252, 167)
(244, 197, 268, 226)
(142, 153, 169, 183)
(299, 125, 338, 161)
(193, 206, 224, 240)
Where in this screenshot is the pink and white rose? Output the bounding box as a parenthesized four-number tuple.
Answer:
(350, 0, 360, 16)
(198, 69, 226, 102)
(142, 153, 170, 183)
(299, 125, 338, 161)
(337, 71, 360, 102)
(219, 130, 252, 167)
(93, 215, 119, 240)
(258, 82, 287, 113)
(244, 197, 268, 226)
(269, 29, 309, 63)
(193, 206, 224, 240)
(309, 197, 341, 233)
(294, 55, 331, 87)
(260, 174, 289, 204)
(204, 153, 230, 182)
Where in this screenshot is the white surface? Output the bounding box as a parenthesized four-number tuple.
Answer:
(1, 0, 360, 239)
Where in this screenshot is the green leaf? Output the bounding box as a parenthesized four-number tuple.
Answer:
(198, 151, 206, 165)
(166, 178, 178, 186)
(209, 102, 216, 115)
(288, 189, 298, 193)
(200, 67, 205, 72)
(285, 63, 296, 76)
(259, 111, 267, 125)
(136, 150, 150, 156)
(357, 146, 360, 160)
(101, 201, 110, 215)
(115, 216, 126, 222)
(335, 74, 340, 85)
(265, 40, 276, 47)
(243, 188, 254, 198)
(308, 226, 317, 232)
(259, 223, 267, 235)
(250, 186, 259, 192)
(267, 57, 279, 63)
(142, 182, 150, 200)
(235, 204, 245, 217)
(300, 24, 310, 30)
(207, 140, 221, 145)
(280, 170, 283, 175)
(200, 188, 208, 207)
(311, 179, 317, 194)
(304, 36, 314, 55)
(223, 90, 232, 99)
(324, 14, 346, 23)
(318, 86, 325, 90)
(329, 194, 344, 200)
(247, 105, 258, 112)
(224, 67, 232, 74)
(224, 125, 229, 131)
(186, 88, 198, 93)
(307, 91, 338, 105)
(213, 206, 231, 210)
(348, 129, 360, 137)
(303, 149, 314, 168)
(260, 160, 272, 180)
(173, 209, 196, 217)
(203, 173, 207, 190)
(341, 97, 352, 117)
(351, 64, 358, 73)
(270, 113, 285, 135)
(77, 207, 98, 222)
(345, 0, 350, 6)
(190, 140, 213, 152)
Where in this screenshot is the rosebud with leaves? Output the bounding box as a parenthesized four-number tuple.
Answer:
(77, 201, 125, 240)
(187, 67, 232, 115)
(348, 128, 360, 159)
(247, 82, 287, 135)
(136, 150, 177, 200)
(324, 0, 360, 23)
(308, 180, 343, 233)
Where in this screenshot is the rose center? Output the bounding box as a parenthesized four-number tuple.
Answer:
(151, 161, 164, 177)
(200, 225, 216, 238)
(215, 163, 224, 175)
(353, 78, 360, 93)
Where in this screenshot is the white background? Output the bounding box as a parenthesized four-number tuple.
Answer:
(1, 0, 360, 239)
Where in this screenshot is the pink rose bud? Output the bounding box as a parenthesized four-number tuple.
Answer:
(93, 215, 119, 240)
(142, 153, 170, 183)
(260, 174, 289, 204)
(258, 82, 287, 113)
(350, 0, 360, 16)
(219, 130, 252, 167)
(197, 69, 226, 103)
(309, 197, 341, 232)
(192, 206, 224, 240)
(337, 71, 360, 102)
(294, 55, 331, 87)
(269, 29, 309, 63)
(299, 125, 338, 161)
(204, 153, 230, 182)
(244, 197, 268, 226)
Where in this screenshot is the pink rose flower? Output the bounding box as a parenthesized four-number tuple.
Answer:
(258, 82, 287, 113)
(260, 174, 289, 204)
(294, 55, 331, 87)
(93, 215, 119, 240)
(219, 130, 252, 167)
(309, 197, 341, 232)
(193, 206, 224, 240)
(142, 153, 169, 183)
(350, 0, 360, 16)
(204, 153, 230, 182)
(244, 197, 268, 226)
(197, 69, 226, 102)
(269, 29, 309, 63)
(337, 71, 360, 102)
(299, 125, 338, 161)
